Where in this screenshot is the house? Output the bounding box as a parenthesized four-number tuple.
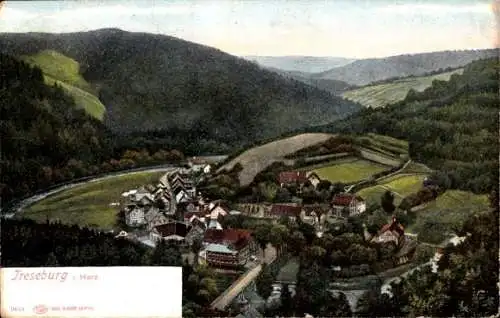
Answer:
(124, 204, 147, 227)
(278, 171, 308, 187)
(300, 204, 330, 226)
(370, 216, 406, 247)
(306, 172, 322, 188)
(267, 204, 302, 221)
(331, 193, 366, 217)
(130, 188, 155, 205)
(145, 207, 171, 230)
(188, 158, 212, 174)
(150, 221, 191, 245)
(208, 201, 229, 219)
(176, 189, 194, 204)
(203, 228, 257, 267)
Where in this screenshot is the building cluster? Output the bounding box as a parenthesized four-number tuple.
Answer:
(120, 166, 257, 268)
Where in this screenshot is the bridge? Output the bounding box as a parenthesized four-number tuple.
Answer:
(210, 245, 276, 311)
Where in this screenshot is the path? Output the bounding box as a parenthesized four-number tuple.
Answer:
(211, 245, 277, 311)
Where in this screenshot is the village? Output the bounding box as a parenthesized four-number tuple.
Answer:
(114, 157, 425, 312)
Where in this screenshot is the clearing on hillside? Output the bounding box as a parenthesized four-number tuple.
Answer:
(22, 50, 106, 120)
(357, 174, 428, 206)
(217, 133, 335, 186)
(313, 159, 388, 184)
(342, 68, 464, 108)
(23, 171, 165, 229)
(44, 75, 106, 120)
(407, 190, 489, 244)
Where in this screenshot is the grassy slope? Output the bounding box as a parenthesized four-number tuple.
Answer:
(408, 190, 490, 243)
(21, 50, 105, 120)
(218, 133, 335, 186)
(23, 171, 165, 229)
(342, 69, 464, 108)
(357, 174, 428, 206)
(313, 159, 388, 183)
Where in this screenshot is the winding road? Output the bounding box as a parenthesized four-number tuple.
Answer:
(1, 164, 179, 219)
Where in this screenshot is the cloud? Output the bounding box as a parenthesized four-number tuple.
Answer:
(376, 3, 492, 15)
(0, 3, 193, 33)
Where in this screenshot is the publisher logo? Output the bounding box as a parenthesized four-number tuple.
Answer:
(33, 304, 48, 315)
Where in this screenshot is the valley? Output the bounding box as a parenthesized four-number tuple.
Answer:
(1, 22, 498, 318)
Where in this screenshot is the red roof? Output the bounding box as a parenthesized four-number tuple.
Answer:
(269, 204, 302, 217)
(379, 217, 405, 237)
(203, 229, 252, 250)
(331, 193, 364, 206)
(278, 171, 308, 184)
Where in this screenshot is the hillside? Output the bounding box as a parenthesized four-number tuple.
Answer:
(0, 53, 109, 203)
(21, 50, 106, 120)
(217, 133, 335, 186)
(0, 29, 361, 149)
(342, 68, 464, 108)
(243, 55, 356, 73)
(312, 49, 498, 85)
(311, 57, 499, 194)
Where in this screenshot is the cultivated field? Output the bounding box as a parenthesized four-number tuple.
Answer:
(357, 174, 428, 206)
(23, 171, 165, 229)
(22, 50, 106, 120)
(342, 69, 464, 108)
(313, 159, 388, 183)
(218, 133, 335, 186)
(408, 190, 490, 244)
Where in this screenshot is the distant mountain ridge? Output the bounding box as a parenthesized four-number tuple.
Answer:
(311, 49, 498, 85)
(243, 55, 356, 73)
(0, 28, 361, 151)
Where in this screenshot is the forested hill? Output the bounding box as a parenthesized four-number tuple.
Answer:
(0, 53, 110, 203)
(0, 53, 186, 206)
(313, 49, 498, 85)
(0, 29, 361, 148)
(310, 57, 499, 194)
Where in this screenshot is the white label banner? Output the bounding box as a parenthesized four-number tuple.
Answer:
(1, 266, 182, 318)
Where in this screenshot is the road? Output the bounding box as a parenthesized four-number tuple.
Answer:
(2, 164, 179, 219)
(211, 245, 277, 311)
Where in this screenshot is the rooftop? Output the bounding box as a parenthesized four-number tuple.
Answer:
(269, 204, 302, 217)
(278, 171, 308, 184)
(204, 228, 252, 250)
(332, 193, 364, 206)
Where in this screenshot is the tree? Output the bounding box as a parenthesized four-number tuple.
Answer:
(252, 223, 272, 258)
(317, 179, 332, 192)
(280, 283, 294, 316)
(381, 190, 396, 214)
(191, 238, 204, 266)
(288, 231, 306, 256)
(149, 240, 182, 266)
(274, 187, 292, 202)
(269, 224, 288, 256)
(298, 221, 316, 244)
(255, 264, 274, 300)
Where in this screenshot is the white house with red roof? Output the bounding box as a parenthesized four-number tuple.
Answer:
(371, 216, 406, 247)
(202, 228, 257, 267)
(331, 193, 366, 217)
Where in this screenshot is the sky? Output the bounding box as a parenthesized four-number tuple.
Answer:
(0, 0, 497, 58)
